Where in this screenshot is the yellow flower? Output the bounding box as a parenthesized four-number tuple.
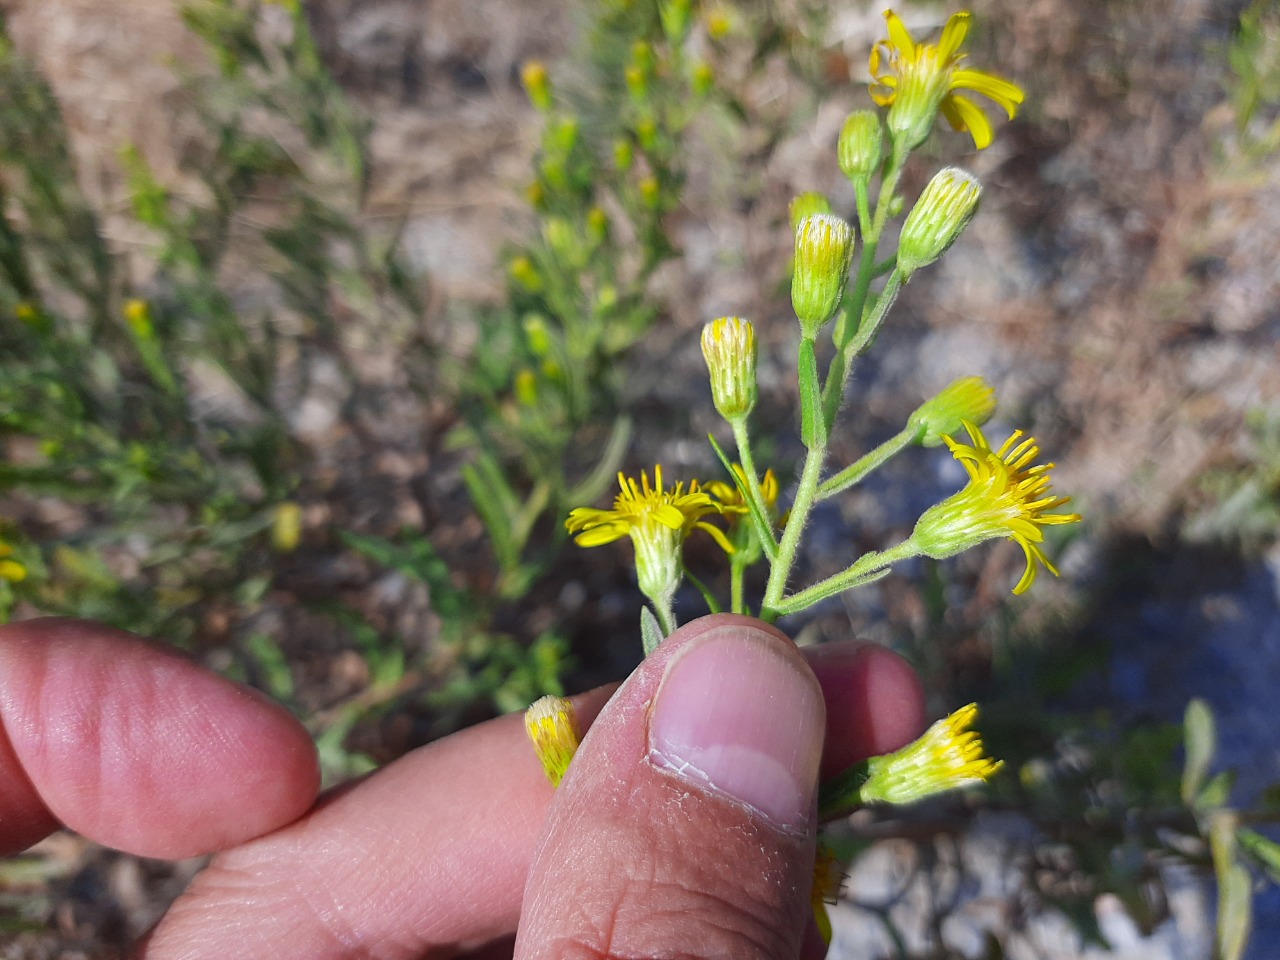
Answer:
(810, 843, 843, 945)
(567, 467, 731, 611)
(706, 465, 781, 521)
(525, 695, 581, 788)
(869, 9, 1024, 151)
(0, 540, 26, 583)
(913, 421, 1081, 594)
(860, 703, 1002, 804)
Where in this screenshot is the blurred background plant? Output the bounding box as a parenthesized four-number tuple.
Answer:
(1, 0, 1279, 957)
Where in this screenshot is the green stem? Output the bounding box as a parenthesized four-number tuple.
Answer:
(818, 425, 915, 500)
(731, 417, 778, 557)
(761, 445, 827, 621)
(773, 537, 921, 617)
(652, 597, 676, 638)
(821, 149, 907, 429)
(683, 565, 721, 614)
(730, 560, 746, 615)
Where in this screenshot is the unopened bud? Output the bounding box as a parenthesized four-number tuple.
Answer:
(514, 369, 539, 406)
(691, 61, 715, 97)
(525, 695, 582, 787)
(701, 317, 758, 421)
(639, 175, 661, 208)
(613, 138, 634, 171)
(509, 255, 543, 293)
(788, 191, 831, 231)
(124, 298, 154, 339)
(837, 110, 883, 185)
(908, 376, 996, 447)
(271, 502, 302, 552)
(521, 60, 552, 112)
(897, 168, 981, 278)
(791, 213, 854, 335)
(659, 0, 694, 43)
(587, 206, 609, 244)
(523, 314, 553, 357)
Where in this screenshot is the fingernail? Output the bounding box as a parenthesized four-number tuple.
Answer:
(648, 625, 824, 829)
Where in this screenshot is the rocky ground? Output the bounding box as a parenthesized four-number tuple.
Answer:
(2, 0, 1278, 956)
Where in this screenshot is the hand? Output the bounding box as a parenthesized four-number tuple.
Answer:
(0, 614, 923, 959)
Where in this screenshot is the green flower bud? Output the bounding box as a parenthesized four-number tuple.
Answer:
(908, 376, 996, 446)
(613, 137, 634, 172)
(791, 213, 854, 335)
(659, 0, 694, 43)
(837, 110, 883, 185)
(509, 255, 543, 293)
(897, 167, 981, 279)
(691, 61, 715, 97)
(514, 369, 539, 406)
(587, 206, 609, 245)
(522, 314, 553, 357)
(788, 192, 831, 231)
(520, 60, 552, 112)
(700, 317, 758, 421)
(639, 175, 661, 208)
(542, 216, 580, 266)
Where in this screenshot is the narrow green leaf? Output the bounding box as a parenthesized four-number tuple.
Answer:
(462, 462, 518, 572)
(707, 433, 776, 560)
(1239, 828, 1280, 885)
(1182, 697, 1216, 806)
(798, 337, 825, 449)
(640, 605, 664, 656)
(1197, 770, 1236, 813)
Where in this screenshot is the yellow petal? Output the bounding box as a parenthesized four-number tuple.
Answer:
(883, 10, 917, 58)
(941, 93, 994, 150)
(695, 521, 736, 556)
(574, 522, 630, 546)
(952, 68, 1024, 117)
(651, 503, 686, 529)
(938, 11, 972, 60)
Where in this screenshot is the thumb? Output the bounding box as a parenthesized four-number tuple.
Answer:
(516, 615, 826, 960)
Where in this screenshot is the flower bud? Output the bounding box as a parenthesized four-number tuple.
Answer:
(271, 501, 302, 552)
(613, 137, 634, 171)
(659, 0, 693, 43)
(542, 216, 580, 266)
(587, 206, 609, 245)
(691, 61, 715, 97)
(897, 167, 981, 279)
(124, 298, 154, 339)
(908, 376, 996, 447)
(509, 255, 543, 293)
(791, 213, 854, 335)
(788, 191, 831, 231)
(522, 314, 553, 357)
(639, 175, 661, 208)
(514, 369, 539, 406)
(837, 110, 883, 185)
(525, 695, 581, 787)
(705, 7, 731, 39)
(520, 60, 552, 112)
(859, 704, 1002, 805)
(700, 316, 758, 421)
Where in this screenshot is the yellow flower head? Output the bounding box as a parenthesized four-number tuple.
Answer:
(706, 465, 781, 521)
(566, 466, 731, 603)
(0, 540, 26, 583)
(810, 843, 843, 945)
(525, 695, 581, 787)
(860, 703, 1002, 804)
(869, 9, 1024, 151)
(913, 421, 1081, 594)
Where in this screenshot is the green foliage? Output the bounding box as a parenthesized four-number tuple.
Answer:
(1187, 407, 1280, 551)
